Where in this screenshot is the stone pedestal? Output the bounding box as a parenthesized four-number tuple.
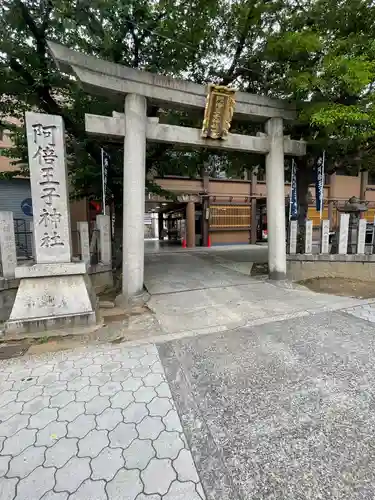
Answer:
(5, 263, 97, 334)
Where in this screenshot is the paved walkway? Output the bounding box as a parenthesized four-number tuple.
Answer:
(0, 344, 204, 500)
(145, 250, 369, 335)
(2, 247, 375, 498)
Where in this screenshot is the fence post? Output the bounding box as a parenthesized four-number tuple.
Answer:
(77, 222, 91, 265)
(0, 212, 17, 278)
(338, 213, 350, 254)
(305, 220, 313, 254)
(96, 214, 112, 265)
(289, 220, 297, 254)
(321, 219, 330, 254)
(29, 221, 35, 259)
(357, 218, 366, 255)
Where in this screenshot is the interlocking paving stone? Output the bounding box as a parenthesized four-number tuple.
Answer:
(162, 409, 183, 433)
(111, 369, 131, 382)
(136, 495, 161, 500)
(0, 343, 204, 500)
(110, 391, 134, 409)
(99, 381, 122, 397)
(155, 381, 171, 398)
(142, 458, 176, 495)
(0, 401, 23, 420)
(84, 395, 110, 415)
(91, 447, 124, 481)
(122, 402, 148, 424)
(121, 377, 143, 392)
(173, 448, 200, 483)
(147, 397, 172, 417)
(35, 421, 67, 447)
(78, 429, 109, 458)
(22, 396, 50, 415)
(96, 408, 123, 430)
(123, 438, 155, 469)
(17, 385, 43, 402)
(2, 428, 36, 456)
(106, 469, 143, 500)
(45, 438, 78, 468)
(109, 422, 137, 449)
(75, 385, 98, 402)
(0, 476, 18, 500)
(69, 478, 107, 500)
(58, 401, 85, 422)
(0, 455, 10, 476)
(50, 391, 75, 409)
(55, 456, 91, 493)
(7, 445, 46, 478)
(67, 414, 96, 438)
(137, 415, 164, 440)
(29, 407, 57, 429)
(154, 431, 184, 460)
(41, 491, 68, 500)
(17, 465, 55, 499)
(164, 480, 202, 500)
(0, 414, 29, 438)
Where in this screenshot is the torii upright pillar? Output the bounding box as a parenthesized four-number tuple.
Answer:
(266, 117, 287, 280)
(118, 93, 147, 305)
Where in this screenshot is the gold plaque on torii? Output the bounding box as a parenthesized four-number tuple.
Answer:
(201, 84, 236, 140)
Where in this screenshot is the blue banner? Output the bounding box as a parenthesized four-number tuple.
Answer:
(315, 152, 325, 214)
(290, 159, 298, 220)
(101, 149, 110, 215)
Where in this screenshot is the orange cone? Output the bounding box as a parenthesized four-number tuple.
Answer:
(182, 238, 187, 248)
(207, 236, 211, 248)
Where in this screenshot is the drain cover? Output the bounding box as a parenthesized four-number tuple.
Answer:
(0, 344, 29, 360)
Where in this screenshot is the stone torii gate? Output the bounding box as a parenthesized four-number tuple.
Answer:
(48, 42, 306, 305)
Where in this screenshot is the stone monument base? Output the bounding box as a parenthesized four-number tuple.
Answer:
(5, 262, 98, 335)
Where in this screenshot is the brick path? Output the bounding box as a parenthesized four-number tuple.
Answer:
(0, 344, 205, 500)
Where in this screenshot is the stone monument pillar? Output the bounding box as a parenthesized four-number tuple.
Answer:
(5, 112, 97, 334)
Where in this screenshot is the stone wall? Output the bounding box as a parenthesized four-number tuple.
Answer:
(287, 254, 375, 282)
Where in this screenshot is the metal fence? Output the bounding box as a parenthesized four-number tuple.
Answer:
(12, 220, 100, 265)
(14, 218, 33, 260)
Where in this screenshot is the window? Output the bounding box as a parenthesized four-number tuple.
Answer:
(210, 205, 250, 228)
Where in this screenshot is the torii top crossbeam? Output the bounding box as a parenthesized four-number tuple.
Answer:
(47, 42, 296, 122)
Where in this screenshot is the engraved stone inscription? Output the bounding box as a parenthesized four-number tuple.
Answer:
(321, 219, 330, 254)
(357, 218, 366, 255)
(338, 213, 350, 254)
(289, 221, 297, 254)
(25, 112, 72, 263)
(305, 220, 313, 254)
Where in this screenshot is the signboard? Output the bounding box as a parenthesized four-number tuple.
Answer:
(315, 152, 325, 217)
(289, 159, 298, 220)
(101, 148, 110, 215)
(201, 84, 236, 140)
